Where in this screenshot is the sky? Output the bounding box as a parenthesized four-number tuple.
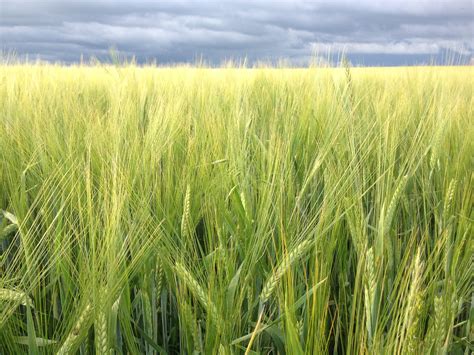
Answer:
(1, 0, 473, 66)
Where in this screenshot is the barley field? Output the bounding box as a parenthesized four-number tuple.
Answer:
(0, 65, 472, 354)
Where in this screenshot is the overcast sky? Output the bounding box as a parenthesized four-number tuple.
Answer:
(1, 0, 473, 66)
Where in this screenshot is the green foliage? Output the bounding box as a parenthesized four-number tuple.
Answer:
(0, 64, 472, 354)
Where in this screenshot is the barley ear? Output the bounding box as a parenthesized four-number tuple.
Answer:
(404, 250, 424, 354)
(429, 119, 447, 171)
(379, 175, 408, 285)
(156, 259, 164, 299)
(260, 239, 313, 304)
(0, 288, 34, 308)
(175, 261, 220, 326)
(442, 179, 457, 276)
(57, 303, 92, 355)
(433, 295, 447, 351)
(181, 184, 191, 238)
(383, 175, 409, 237)
(364, 247, 377, 346)
(95, 292, 108, 355)
(443, 178, 457, 221)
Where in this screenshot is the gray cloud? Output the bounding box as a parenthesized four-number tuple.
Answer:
(1, 0, 472, 65)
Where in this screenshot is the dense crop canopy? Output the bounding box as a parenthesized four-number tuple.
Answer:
(0, 65, 472, 354)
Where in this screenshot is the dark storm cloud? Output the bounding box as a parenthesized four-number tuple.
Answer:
(1, 0, 472, 65)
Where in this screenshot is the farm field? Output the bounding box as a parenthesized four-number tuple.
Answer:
(0, 65, 472, 354)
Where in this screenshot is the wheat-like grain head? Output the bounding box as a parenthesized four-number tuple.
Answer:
(57, 303, 93, 355)
(175, 261, 220, 326)
(0, 288, 33, 308)
(260, 238, 313, 304)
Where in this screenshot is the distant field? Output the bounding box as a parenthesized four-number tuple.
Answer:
(0, 65, 472, 354)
